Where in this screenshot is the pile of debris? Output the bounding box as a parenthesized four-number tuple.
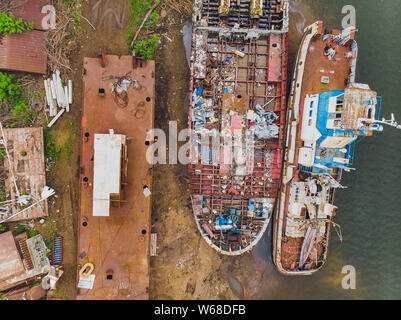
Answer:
(43, 70, 73, 127)
(248, 104, 279, 139)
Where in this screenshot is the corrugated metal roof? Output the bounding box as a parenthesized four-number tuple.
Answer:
(93, 133, 126, 217)
(11, 0, 50, 31)
(2, 127, 48, 221)
(0, 232, 25, 281)
(0, 30, 47, 74)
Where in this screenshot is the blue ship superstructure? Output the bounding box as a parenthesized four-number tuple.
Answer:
(297, 83, 383, 176)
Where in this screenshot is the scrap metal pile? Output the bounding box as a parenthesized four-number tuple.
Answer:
(189, 0, 289, 255)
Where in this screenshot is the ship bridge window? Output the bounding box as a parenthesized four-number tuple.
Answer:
(336, 96, 344, 111)
(366, 106, 375, 119)
(294, 186, 300, 201)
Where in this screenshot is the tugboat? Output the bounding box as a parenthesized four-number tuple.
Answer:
(189, 0, 289, 255)
(273, 21, 400, 275)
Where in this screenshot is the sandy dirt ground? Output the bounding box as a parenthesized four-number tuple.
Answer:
(37, 0, 307, 300)
(148, 3, 309, 300)
(43, 0, 132, 300)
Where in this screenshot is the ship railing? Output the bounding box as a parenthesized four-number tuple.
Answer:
(349, 40, 358, 83)
(298, 164, 338, 176)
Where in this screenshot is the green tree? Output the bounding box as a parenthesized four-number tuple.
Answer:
(0, 72, 21, 103)
(0, 12, 33, 35)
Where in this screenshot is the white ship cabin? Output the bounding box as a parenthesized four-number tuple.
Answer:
(285, 177, 339, 237)
(92, 130, 127, 217)
(298, 84, 382, 174)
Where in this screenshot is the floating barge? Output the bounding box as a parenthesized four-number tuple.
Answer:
(189, 0, 289, 255)
(76, 54, 154, 299)
(273, 21, 398, 275)
(0, 127, 48, 222)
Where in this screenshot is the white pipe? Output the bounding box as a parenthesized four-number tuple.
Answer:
(47, 79, 57, 109)
(45, 79, 57, 117)
(0, 196, 31, 206)
(56, 70, 66, 108)
(49, 79, 57, 101)
(68, 80, 73, 105)
(64, 86, 69, 112)
(52, 74, 61, 107)
(49, 79, 57, 116)
(47, 109, 65, 128)
(43, 79, 51, 105)
(0, 187, 55, 223)
(44, 79, 52, 110)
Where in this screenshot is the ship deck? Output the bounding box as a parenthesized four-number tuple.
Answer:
(275, 22, 354, 274)
(188, 7, 288, 253)
(76, 55, 154, 299)
(302, 31, 352, 96)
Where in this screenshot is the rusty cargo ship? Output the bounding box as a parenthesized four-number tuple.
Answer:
(189, 0, 289, 255)
(273, 21, 400, 275)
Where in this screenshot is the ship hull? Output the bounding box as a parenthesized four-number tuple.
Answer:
(189, 0, 289, 255)
(273, 21, 358, 275)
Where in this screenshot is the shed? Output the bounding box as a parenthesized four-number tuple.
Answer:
(1, 127, 48, 222)
(0, 231, 25, 282)
(92, 131, 127, 217)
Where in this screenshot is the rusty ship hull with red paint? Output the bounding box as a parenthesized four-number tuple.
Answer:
(273, 21, 385, 275)
(188, 0, 289, 255)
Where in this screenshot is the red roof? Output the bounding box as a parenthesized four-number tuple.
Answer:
(0, 232, 25, 282)
(11, 0, 51, 31)
(0, 30, 47, 74)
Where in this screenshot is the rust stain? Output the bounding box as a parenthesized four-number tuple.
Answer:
(0, 30, 47, 74)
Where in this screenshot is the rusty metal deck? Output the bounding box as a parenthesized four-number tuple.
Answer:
(188, 24, 288, 253)
(273, 21, 356, 275)
(76, 55, 154, 300)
